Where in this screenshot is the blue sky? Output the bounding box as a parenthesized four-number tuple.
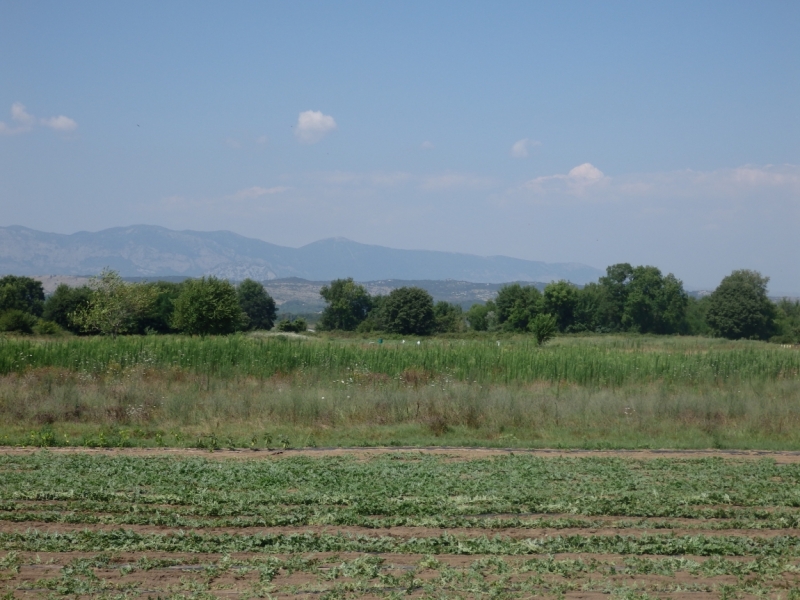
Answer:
(1, 1, 799, 293)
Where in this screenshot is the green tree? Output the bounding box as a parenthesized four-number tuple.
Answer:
(706, 270, 777, 340)
(495, 283, 542, 332)
(543, 280, 579, 332)
(597, 263, 634, 330)
(621, 266, 688, 334)
(529, 313, 557, 345)
(172, 276, 246, 335)
(774, 298, 800, 343)
(0, 309, 38, 334)
(134, 281, 184, 334)
(572, 283, 604, 332)
(277, 317, 308, 333)
(237, 279, 277, 330)
(72, 269, 157, 337)
(319, 278, 372, 331)
(465, 301, 496, 331)
(685, 295, 712, 336)
(42, 284, 92, 332)
(434, 301, 464, 333)
(382, 287, 435, 335)
(0, 275, 45, 317)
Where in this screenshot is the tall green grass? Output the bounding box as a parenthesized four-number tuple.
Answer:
(0, 334, 797, 387)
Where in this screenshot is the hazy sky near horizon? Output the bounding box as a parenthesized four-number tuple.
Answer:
(1, 1, 799, 293)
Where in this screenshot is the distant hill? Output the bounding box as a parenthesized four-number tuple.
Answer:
(0, 225, 603, 284)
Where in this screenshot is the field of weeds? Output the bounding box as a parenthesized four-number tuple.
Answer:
(3, 449, 800, 598)
(0, 334, 798, 449)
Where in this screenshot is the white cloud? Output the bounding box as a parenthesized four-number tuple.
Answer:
(11, 102, 35, 126)
(40, 115, 78, 132)
(0, 102, 35, 135)
(231, 186, 290, 199)
(522, 162, 607, 195)
(421, 140, 434, 149)
(256, 135, 268, 145)
(510, 138, 540, 158)
(513, 163, 800, 205)
(0, 103, 78, 134)
(295, 110, 337, 144)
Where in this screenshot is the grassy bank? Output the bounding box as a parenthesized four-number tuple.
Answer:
(0, 333, 798, 449)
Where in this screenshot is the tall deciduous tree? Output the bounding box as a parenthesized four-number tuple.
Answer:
(495, 283, 543, 332)
(621, 266, 688, 334)
(319, 278, 372, 331)
(237, 279, 277, 330)
(543, 280, 579, 332)
(72, 269, 157, 337)
(0, 275, 45, 317)
(172, 276, 246, 335)
(42, 284, 92, 332)
(706, 270, 777, 340)
(382, 287, 435, 335)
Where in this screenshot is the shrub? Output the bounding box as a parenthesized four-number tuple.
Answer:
(0, 309, 38, 334)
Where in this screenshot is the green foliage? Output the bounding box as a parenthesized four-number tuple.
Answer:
(134, 281, 183, 334)
(171, 276, 245, 335)
(433, 301, 463, 333)
(543, 281, 579, 332)
(706, 270, 777, 340)
(465, 301, 496, 331)
(529, 313, 557, 345)
(621, 266, 688, 334)
(319, 278, 372, 331)
(237, 278, 277, 330)
(0, 275, 45, 317)
(382, 287, 436, 335)
(598, 263, 634, 330)
(0, 309, 38, 334)
(42, 284, 92, 332)
(277, 317, 308, 332)
(71, 269, 158, 336)
(0, 334, 796, 388)
(773, 298, 800, 343)
(685, 296, 712, 336)
(495, 284, 542, 331)
(33, 319, 62, 335)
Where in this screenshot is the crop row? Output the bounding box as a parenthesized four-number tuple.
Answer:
(6, 529, 800, 557)
(1, 334, 798, 385)
(3, 454, 800, 517)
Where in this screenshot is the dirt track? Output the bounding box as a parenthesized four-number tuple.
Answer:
(4, 445, 800, 462)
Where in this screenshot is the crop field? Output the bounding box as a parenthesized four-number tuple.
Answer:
(3, 449, 800, 598)
(1, 334, 799, 449)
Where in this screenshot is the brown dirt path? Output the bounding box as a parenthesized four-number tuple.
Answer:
(3, 446, 800, 462)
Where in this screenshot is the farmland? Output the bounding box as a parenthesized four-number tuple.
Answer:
(3, 449, 800, 598)
(0, 333, 799, 449)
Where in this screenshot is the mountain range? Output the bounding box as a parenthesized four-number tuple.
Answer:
(0, 225, 603, 284)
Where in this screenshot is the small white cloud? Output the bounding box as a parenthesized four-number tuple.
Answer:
(0, 102, 35, 135)
(225, 137, 241, 149)
(421, 141, 434, 149)
(231, 186, 289, 199)
(41, 115, 78, 132)
(510, 138, 540, 158)
(295, 110, 337, 144)
(11, 102, 35, 126)
(256, 135, 268, 145)
(521, 163, 607, 195)
(568, 163, 604, 182)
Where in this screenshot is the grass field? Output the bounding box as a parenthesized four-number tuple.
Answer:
(3, 449, 800, 598)
(1, 333, 799, 449)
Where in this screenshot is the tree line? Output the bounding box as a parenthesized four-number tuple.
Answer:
(0, 264, 798, 342)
